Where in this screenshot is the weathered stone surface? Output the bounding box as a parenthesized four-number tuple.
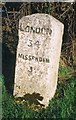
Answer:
(13, 13, 64, 107)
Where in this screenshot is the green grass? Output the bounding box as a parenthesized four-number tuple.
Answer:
(58, 65, 73, 80)
(0, 76, 2, 120)
(1, 65, 76, 119)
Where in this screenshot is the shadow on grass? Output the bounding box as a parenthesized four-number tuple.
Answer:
(16, 92, 45, 107)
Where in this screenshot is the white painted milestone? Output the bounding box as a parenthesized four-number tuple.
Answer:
(13, 13, 64, 107)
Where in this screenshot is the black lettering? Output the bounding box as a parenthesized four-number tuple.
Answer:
(22, 55, 25, 60)
(25, 26, 29, 32)
(28, 40, 32, 47)
(34, 41, 40, 48)
(20, 24, 52, 36)
(45, 28, 49, 35)
(18, 53, 23, 58)
(24, 55, 28, 60)
(43, 58, 45, 62)
(41, 28, 45, 34)
(39, 57, 42, 62)
(35, 57, 38, 62)
(49, 29, 52, 35)
(46, 58, 50, 63)
(29, 55, 32, 60)
(36, 28, 40, 33)
(31, 27, 35, 33)
(28, 66, 33, 73)
(32, 56, 35, 60)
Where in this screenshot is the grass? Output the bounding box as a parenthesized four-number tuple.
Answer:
(58, 64, 74, 80)
(1, 65, 76, 119)
(0, 76, 2, 120)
